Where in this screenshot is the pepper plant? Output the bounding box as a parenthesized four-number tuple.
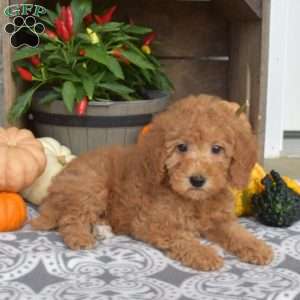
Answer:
(10, 0, 172, 120)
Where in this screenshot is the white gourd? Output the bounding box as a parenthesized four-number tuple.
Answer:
(22, 137, 76, 205)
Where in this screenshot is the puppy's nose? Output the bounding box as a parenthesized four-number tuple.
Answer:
(189, 176, 206, 188)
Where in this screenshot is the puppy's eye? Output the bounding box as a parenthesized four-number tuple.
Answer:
(211, 144, 224, 154)
(177, 143, 188, 153)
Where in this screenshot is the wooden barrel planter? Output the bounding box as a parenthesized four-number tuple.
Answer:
(29, 91, 169, 155)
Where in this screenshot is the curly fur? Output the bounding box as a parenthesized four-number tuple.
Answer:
(31, 94, 273, 271)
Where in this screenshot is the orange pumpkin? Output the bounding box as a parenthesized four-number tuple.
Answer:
(0, 127, 46, 192)
(0, 193, 27, 231)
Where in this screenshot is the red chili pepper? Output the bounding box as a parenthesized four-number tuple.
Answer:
(122, 58, 130, 65)
(75, 96, 88, 116)
(112, 49, 130, 64)
(84, 13, 94, 25)
(54, 6, 73, 42)
(112, 48, 122, 59)
(79, 49, 86, 56)
(60, 6, 67, 22)
(143, 32, 156, 46)
(45, 28, 57, 39)
(65, 6, 73, 35)
(94, 5, 117, 25)
(55, 18, 71, 42)
(29, 55, 41, 67)
(17, 66, 33, 81)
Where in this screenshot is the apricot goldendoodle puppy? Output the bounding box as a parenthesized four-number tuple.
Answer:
(31, 94, 273, 271)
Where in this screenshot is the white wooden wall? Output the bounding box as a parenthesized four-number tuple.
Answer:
(282, 0, 300, 132)
(265, 0, 300, 158)
(264, 0, 288, 158)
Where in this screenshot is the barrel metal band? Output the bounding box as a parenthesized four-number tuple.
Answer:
(30, 111, 153, 128)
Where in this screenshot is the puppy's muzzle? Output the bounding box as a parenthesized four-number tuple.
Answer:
(189, 175, 206, 188)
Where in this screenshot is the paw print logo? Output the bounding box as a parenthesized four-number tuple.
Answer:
(5, 16, 45, 48)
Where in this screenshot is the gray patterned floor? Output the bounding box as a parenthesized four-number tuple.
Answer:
(1, 206, 300, 300)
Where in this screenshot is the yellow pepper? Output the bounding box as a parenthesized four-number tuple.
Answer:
(141, 45, 151, 55)
(86, 27, 100, 44)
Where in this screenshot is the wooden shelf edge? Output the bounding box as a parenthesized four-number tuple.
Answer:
(212, 0, 262, 21)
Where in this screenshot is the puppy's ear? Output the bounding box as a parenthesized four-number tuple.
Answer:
(138, 115, 169, 184)
(229, 120, 257, 189)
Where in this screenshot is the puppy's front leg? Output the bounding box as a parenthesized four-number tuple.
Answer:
(206, 222, 273, 265)
(58, 208, 97, 250)
(132, 218, 223, 271)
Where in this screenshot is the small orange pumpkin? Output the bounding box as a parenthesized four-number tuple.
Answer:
(0, 127, 46, 192)
(0, 193, 27, 231)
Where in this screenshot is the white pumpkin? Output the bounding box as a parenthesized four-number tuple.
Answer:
(21, 138, 76, 205)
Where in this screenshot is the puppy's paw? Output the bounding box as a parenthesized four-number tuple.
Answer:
(93, 224, 115, 240)
(64, 232, 96, 250)
(170, 245, 224, 271)
(192, 247, 224, 271)
(238, 239, 273, 265)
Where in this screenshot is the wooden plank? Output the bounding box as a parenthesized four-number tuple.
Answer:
(0, 0, 36, 127)
(68, 127, 88, 155)
(257, 0, 271, 162)
(87, 128, 108, 149)
(0, 0, 15, 127)
(245, 0, 262, 18)
(163, 59, 229, 100)
(228, 21, 260, 105)
(228, 20, 262, 148)
(106, 128, 126, 145)
(105, 102, 127, 146)
(212, 0, 262, 21)
(228, 1, 270, 162)
(0, 2, 5, 126)
(52, 125, 71, 148)
(31, 122, 54, 138)
(125, 127, 141, 144)
(115, 0, 229, 57)
(125, 99, 148, 145)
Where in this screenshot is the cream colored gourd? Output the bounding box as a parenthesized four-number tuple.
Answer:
(22, 137, 76, 205)
(0, 127, 46, 192)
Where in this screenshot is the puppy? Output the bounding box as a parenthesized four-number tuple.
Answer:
(31, 94, 273, 271)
